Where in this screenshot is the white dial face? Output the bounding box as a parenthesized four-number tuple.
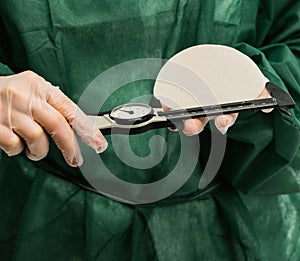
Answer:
(110, 103, 153, 120)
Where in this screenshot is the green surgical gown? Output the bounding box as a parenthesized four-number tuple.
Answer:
(0, 0, 300, 260)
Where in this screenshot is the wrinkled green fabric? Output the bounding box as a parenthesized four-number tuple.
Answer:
(0, 0, 300, 260)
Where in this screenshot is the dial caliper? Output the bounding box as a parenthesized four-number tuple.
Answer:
(89, 82, 294, 135)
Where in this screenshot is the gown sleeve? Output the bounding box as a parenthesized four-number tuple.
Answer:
(0, 15, 14, 75)
(224, 0, 300, 193)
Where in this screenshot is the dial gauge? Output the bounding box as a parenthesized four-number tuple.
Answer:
(110, 103, 154, 124)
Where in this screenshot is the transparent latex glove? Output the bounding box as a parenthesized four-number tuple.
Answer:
(0, 71, 108, 167)
(168, 87, 273, 136)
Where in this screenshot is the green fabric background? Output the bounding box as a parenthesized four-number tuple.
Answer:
(0, 0, 300, 260)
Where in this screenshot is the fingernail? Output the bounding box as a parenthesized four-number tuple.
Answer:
(96, 140, 108, 153)
(69, 146, 83, 167)
(27, 153, 44, 161)
(93, 132, 108, 153)
(70, 155, 83, 167)
(26, 149, 46, 161)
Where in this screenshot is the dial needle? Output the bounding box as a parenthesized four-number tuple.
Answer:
(119, 109, 134, 114)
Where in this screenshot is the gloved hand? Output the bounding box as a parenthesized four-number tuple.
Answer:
(0, 71, 108, 167)
(182, 87, 273, 136)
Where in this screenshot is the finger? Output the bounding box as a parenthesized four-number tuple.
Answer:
(11, 113, 49, 161)
(261, 108, 274, 113)
(215, 113, 238, 134)
(257, 87, 274, 113)
(162, 104, 171, 111)
(0, 125, 24, 156)
(32, 102, 83, 167)
(44, 85, 108, 153)
(183, 117, 209, 136)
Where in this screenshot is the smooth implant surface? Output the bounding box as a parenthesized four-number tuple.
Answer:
(154, 44, 269, 108)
